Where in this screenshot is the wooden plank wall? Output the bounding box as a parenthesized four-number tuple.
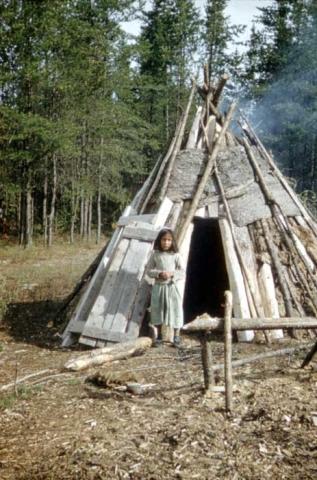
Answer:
(78, 197, 173, 347)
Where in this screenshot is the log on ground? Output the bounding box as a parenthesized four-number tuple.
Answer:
(64, 337, 152, 371)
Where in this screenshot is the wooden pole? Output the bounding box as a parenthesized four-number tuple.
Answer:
(201, 333, 214, 393)
(213, 74, 229, 106)
(243, 138, 317, 291)
(224, 291, 233, 413)
(213, 342, 314, 372)
(215, 169, 264, 323)
(240, 115, 317, 238)
(301, 340, 317, 368)
(177, 102, 236, 247)
(182, 315, 317, 332)
(159, 80, 197, 200)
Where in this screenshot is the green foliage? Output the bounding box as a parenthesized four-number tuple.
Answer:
(0, 385, 44, 411)
(137, 0, 200, 149)
(243, 0, 317, 195)
(0, 0, 153, 243)
(204, 0, 246, 80)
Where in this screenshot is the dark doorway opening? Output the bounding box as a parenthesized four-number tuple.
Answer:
(183, 218, 230, 323)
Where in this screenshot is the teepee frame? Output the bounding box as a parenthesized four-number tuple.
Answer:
(62, 72, 317, 347)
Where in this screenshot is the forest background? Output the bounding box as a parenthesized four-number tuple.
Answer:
(0, 0, 316, 247)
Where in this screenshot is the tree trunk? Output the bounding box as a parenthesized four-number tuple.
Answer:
(96, 178, 101, 244)
(88, 195, 92, 242)
(80, 193, 84, 238)
(43, 170, 48, 245)
(47, 154, 57, 247)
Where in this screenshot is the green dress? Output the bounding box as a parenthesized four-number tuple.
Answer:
(146, 251, 185, 328)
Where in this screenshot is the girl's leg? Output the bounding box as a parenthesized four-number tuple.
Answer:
(153, 324, 163, 347)
(157, 324, 162, 340)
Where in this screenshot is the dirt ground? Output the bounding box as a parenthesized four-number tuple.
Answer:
(0, 240, 316, 480)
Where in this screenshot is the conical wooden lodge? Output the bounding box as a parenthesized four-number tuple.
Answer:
(62, 73, 317, 347)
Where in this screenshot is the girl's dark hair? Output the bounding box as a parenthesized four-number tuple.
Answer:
(154, 228, 178, 252)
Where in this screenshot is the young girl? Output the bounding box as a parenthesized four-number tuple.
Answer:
(146, 228, 185, 347)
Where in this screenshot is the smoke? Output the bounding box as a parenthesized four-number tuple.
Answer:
(240, 10, 317, 192)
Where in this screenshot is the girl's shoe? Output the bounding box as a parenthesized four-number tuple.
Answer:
(153, 336, 163, 347)
(173, 336, 181, 348)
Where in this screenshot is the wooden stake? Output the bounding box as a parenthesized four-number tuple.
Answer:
(201, 333, 214, 393)
(301, 340, 317, 368)
(224, 290, 233, 412)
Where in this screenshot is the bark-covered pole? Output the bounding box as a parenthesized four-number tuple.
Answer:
(177, 102, 236, 247)
(224, 290, 233, 413)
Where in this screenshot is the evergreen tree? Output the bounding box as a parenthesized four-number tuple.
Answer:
(0, 0, 150, 245)
(243, 0, 317, 199)
(137, 0, 200, 150)
(204, 0, 245, 81)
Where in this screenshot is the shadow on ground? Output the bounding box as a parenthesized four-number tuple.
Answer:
(2, 300, 66, 348)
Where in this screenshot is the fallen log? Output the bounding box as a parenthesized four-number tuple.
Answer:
(212, 342, 314, 372)
(183, 314, 317, 332)
(0, 369, 54, 392)
(64, 337, 152, 371)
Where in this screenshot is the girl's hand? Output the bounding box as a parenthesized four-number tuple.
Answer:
(159, 271, 173, 280)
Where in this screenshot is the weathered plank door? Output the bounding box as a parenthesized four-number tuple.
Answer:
(76, 197, 173, 347)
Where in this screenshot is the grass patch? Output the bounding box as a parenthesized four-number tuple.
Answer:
(0, 239, 103, 305)
(0, 393, 16, 410)
(66, 378, 82, 386)
(0, 384, 45, 411)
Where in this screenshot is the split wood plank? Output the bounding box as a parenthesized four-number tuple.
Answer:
(61, 205, 133, 346)
(126, 278, 152, 338)
(235, 225, 265, 318)
(195, 206, 206, 218)
(205, 115, 217, 150)
(117, 214, 156, 227)
(105, 239, 152, 335)
(258, 263, 284, 339)
(79, 238, 131, 346)
(122, 224, 160, 242)
(207, 202, 218, 218)
(105, 197, 173, 336)
(219, 218, 254, 342)
(166, 201, 183, 230)
(79, 327, 135, 343)
(186, 106, 203, 149)
(80, 197, 173, 346)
